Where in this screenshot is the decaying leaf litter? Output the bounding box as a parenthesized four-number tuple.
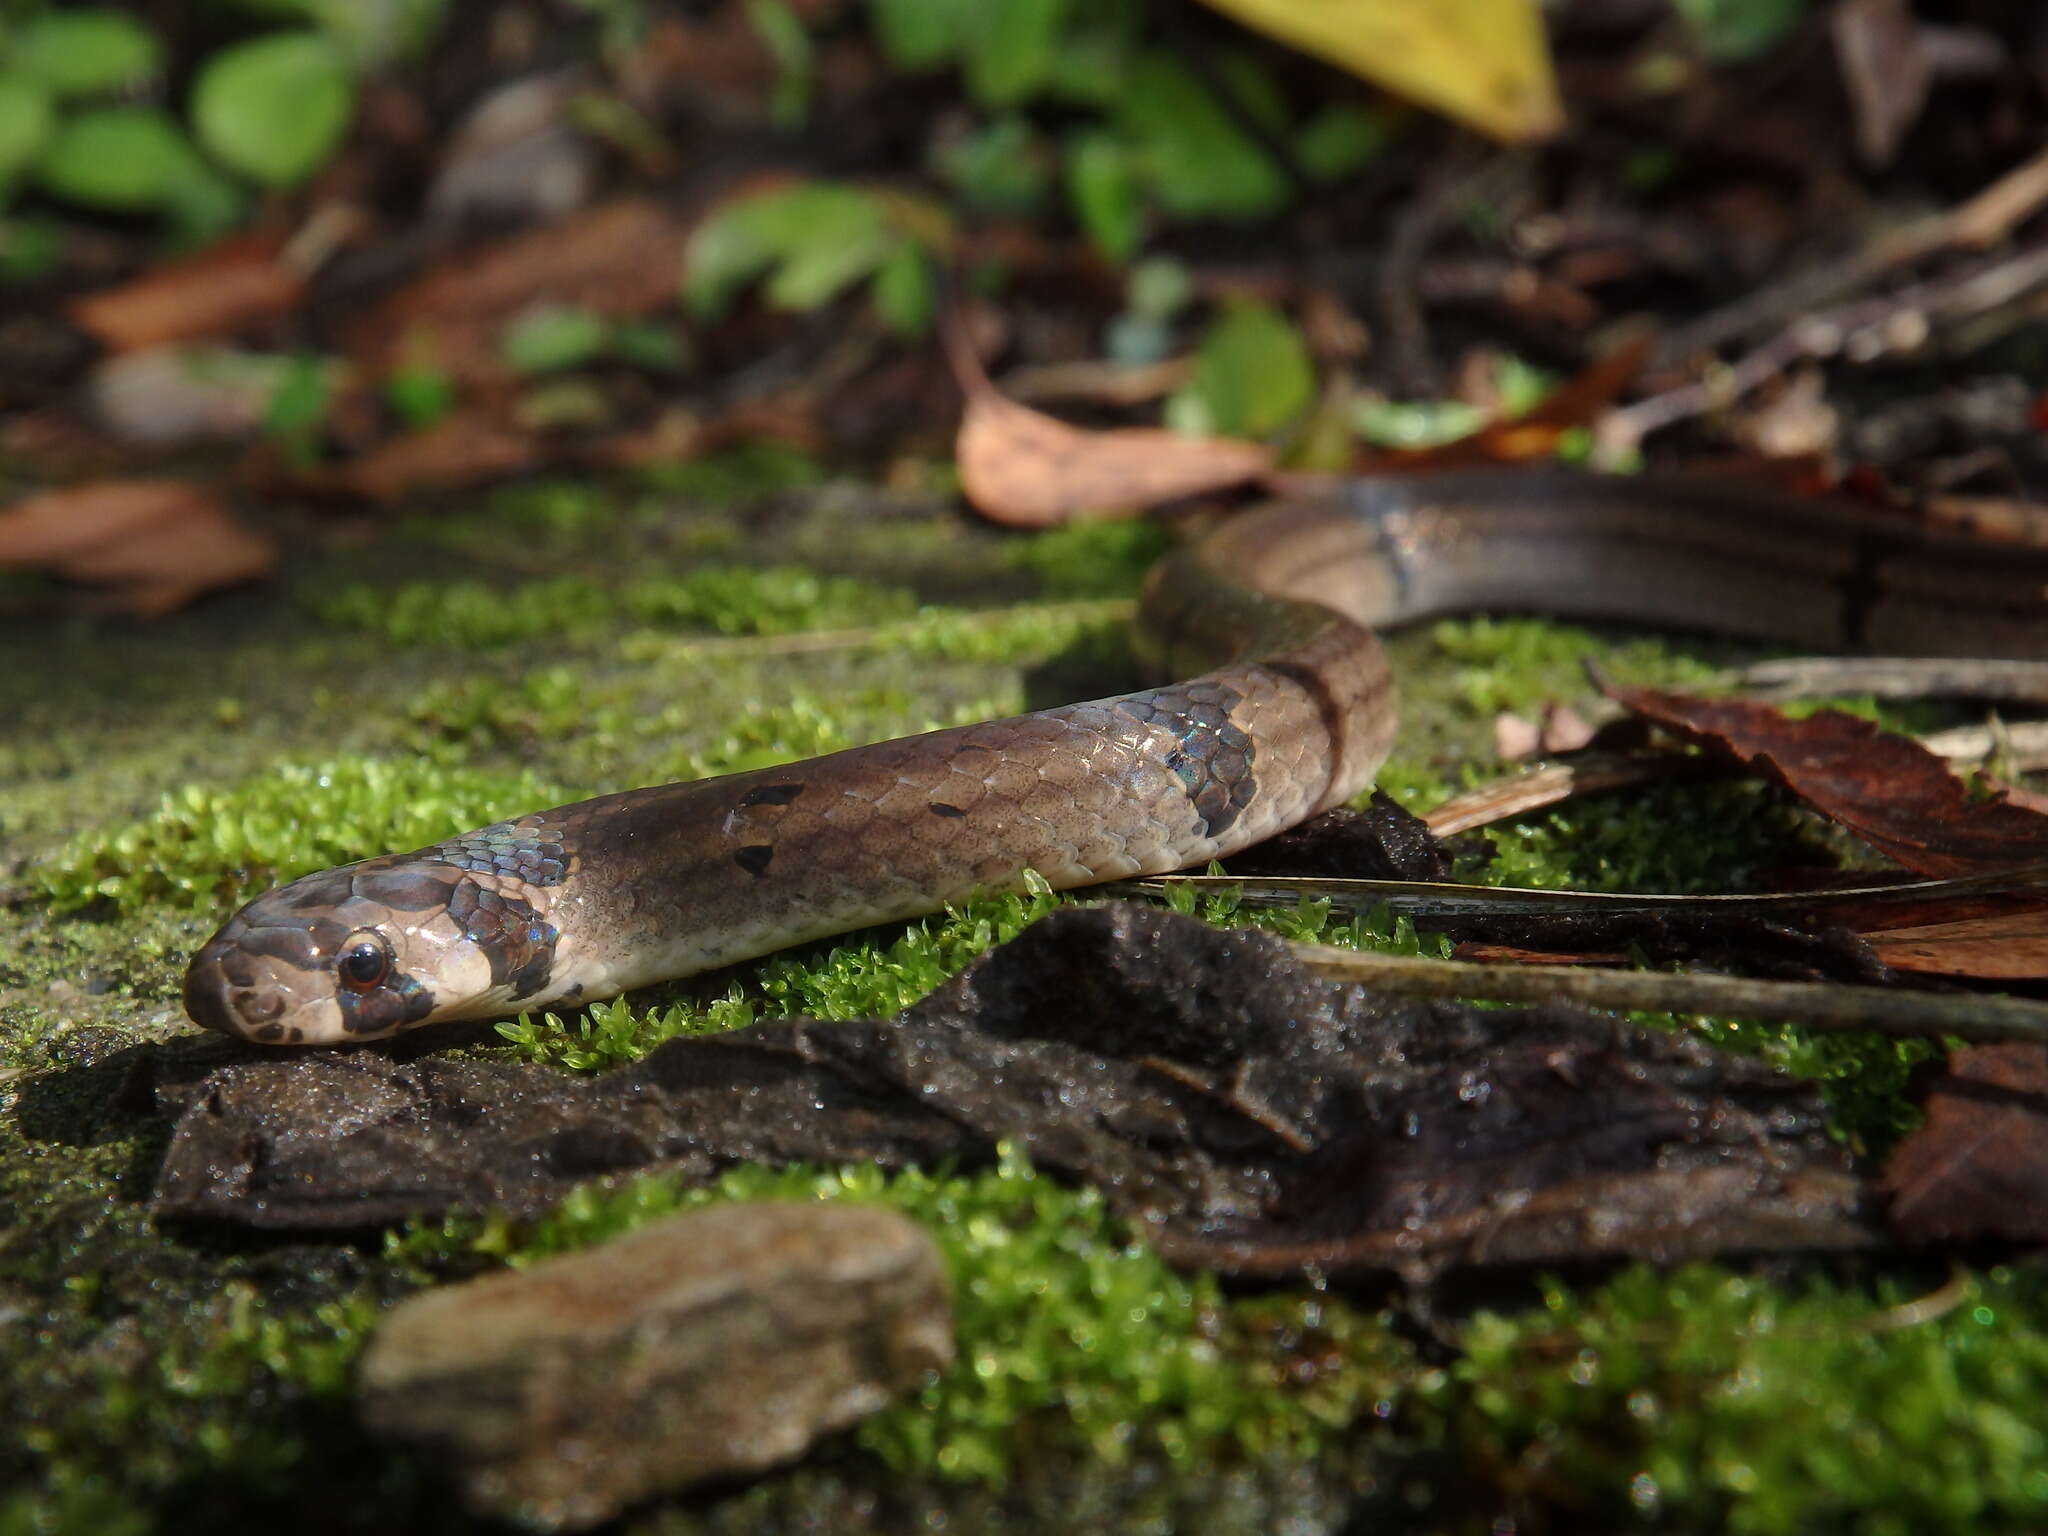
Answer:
(7, 0, 2048, 1531)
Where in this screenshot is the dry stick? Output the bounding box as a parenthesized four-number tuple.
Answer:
(1656, 142, 2048, 363)
(1287, 941, 2048, 1043)
(1419, 713, 2048, 839)
(1612, 240, 2048, 444)
(1732, 656, 2048, 704)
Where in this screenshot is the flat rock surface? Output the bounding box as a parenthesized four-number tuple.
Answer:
(358, 1199, 953, 1530)
(154, 904, 1885, 1275)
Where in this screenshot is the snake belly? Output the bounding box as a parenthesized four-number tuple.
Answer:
(182, 470, 2048, 1044)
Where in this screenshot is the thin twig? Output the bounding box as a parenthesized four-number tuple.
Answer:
(1732, 656, 2048, 704)
(1614, 241, 2048, 445)
(1287, 940, 2048, 1042)
(1124, 862, 2048, 919)
(1657, 143, 2048, 363)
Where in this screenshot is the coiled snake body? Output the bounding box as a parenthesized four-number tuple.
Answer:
(184, 471, 2048, 1044)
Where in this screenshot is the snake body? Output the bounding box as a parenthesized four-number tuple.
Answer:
(184, 470, 2048, 1044)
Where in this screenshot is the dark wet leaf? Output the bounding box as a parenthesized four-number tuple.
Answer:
(1601, 682, 2048, 878)
(1222, 794, 1454, 882)
(153, 905, 1880, 1278)
(1882, 1044, 2048, 1244)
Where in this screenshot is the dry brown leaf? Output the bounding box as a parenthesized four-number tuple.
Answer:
(345, 199, 691, 386)
(1882, 1044, 2048, 1243)
(0, 482, 274, 614)
(316, 410, 542, 503)
(956, 389, 1271, 527)
(1868, 910, 2048, 979)
(68, 235, 304, 354)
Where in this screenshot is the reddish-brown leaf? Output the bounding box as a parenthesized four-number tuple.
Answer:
(69, 235, 304, 354)
(1360, 334, 1652, 471)
(1881, 1044, 2048, 1243)
(1602, 683, 2048, 877)
(0, 481, 274, 614)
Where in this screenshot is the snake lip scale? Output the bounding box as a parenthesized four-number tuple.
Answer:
(183, 470, 2048, 1044)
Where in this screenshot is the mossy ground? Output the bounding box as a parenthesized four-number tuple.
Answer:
(3, 460, 2043, 1534)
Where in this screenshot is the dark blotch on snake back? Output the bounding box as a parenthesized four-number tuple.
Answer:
(929, 802, 967, 818)
(436, 820, 569, 888)
(447, 880, 559, 1001)
(357, 866, 461, 914)
(740, 782, 806, 807)
(733, 844, 775, 877)
(1111, 681, 1258, 838)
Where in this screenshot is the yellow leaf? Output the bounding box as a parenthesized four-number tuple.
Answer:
(1193, 0, 1563, 143)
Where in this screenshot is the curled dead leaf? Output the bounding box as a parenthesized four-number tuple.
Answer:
(956, 389, 1271, 527)
(1602, 681, 2048, 878)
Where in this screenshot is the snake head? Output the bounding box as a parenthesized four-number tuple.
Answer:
(182, 853, 555, 1044)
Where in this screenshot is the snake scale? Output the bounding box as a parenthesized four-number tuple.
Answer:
(183, 469, 2048, 1044)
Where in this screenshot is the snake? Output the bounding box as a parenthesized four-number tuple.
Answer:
(182, 469, 2048, 1044)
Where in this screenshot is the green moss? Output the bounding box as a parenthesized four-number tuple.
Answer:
(639, 440, 827, 502)
(391, 1145, 1406, 1482)
(497, 877, 1069, 1070)
(1004, 515, 1171, 598)
(1442, 1263, 2048, 1533)
(318, 565, 919, 650)
(32, 756, 559, 912)
(497, 871, 1456, 1074)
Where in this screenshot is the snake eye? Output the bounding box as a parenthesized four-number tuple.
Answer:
(336, 936, 392, 993)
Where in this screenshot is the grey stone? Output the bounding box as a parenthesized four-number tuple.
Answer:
(357, 1200, 953, 1529)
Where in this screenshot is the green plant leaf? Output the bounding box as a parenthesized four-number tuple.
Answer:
(869, 241, 933, 337)
(502, 306, 612, 374)
(35, 107, 208, 211)
(744, 0, 812, 127)
(6, 10, 160, 99)
(1294, 102, 1392, 182)
(933, 115, 1049, 216)
(1115, 52, 1287, 220)
(1064, 131, 1141, 262)
(686, 182, 899, 319)
(1170, 300, 1315, 439)
(865, 0, 969, 70)
(1673, 0, 1808, 61)
(964, 0, 1071, 107)
(0, 75, 54, 193)
(384, 363, 456, 430)
(609, 319, 690, 371)
(192, 31, 355, 188)
(0, 216, 62, 283)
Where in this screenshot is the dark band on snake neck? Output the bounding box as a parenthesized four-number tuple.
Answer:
(182, 469, 2048, 1045)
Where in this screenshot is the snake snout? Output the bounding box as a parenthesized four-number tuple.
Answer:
(182, 927, 306, 1043)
